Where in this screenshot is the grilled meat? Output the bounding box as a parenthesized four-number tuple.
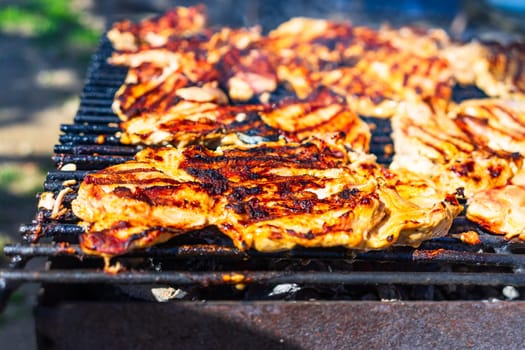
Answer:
(449, 98, 525, 238)
(312, 49, 453, 117)
(119, 87, 370, 151)
(466, 185, 525, 240)
(451, 99, 525, 154)
(73, 139, 461, 256)
(74, 5, 525, 256)
(475, 42, 525, 99)
(107, 5, 207, 52)
(73, 161, 213, 255)
(390, 102, 521, 197)
(108, 11, 459, 119)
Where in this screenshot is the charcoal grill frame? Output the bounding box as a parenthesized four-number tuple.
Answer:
(3, 34, 525, 349)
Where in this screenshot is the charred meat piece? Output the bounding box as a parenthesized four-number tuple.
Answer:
(218, 47, 278, 102)
(107, 5, 207, 52)
(119, 87, 371, 151)
(120, 102, 273, 146)
(73, 161, 215, 256)
(73, 139, 461, 257)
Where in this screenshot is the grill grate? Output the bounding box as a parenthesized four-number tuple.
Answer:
(2, 36, 525, 309)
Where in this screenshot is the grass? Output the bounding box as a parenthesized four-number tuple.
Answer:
(0, 163, 46, 197)
(0, 0, 101, 52)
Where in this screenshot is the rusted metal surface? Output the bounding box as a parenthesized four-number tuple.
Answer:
(34, 300, 525, 350)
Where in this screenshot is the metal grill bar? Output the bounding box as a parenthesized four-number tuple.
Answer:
(2, 270, 525, 286)
(52, 154, 134, 168)
(74, 115, 119, 123)
(59, 134, 122, 145)
(5, 243, 525, 268)
(54, 144, 138, 156)
(60, 124, 121, 134)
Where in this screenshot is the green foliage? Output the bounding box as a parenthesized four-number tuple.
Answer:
(0, 166, 21, 189)
(0, 0, 101, 49)
(0, 164, 46, 197)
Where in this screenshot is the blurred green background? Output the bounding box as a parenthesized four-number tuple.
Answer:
(0, 1, 104, 347)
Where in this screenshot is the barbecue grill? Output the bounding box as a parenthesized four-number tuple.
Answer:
(3, 4, 525, 349)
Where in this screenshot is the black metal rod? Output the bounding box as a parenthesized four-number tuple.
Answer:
(76, 105, 116, 114)
(60, 124, 121, 134)
(79, 98, 113, 106)
(74, 115, 119, 123)
(2, 269, 525, 286)
(80, 90, 117, 99)
(54, 144, 138, 156)
(19, 224, 84, 237)
(82, 86, 118, 95)
(45, 170, 91, 181)
(52, 154, 134, 168)
(5, 243, 525, 268)
(59, 134, 122, 145)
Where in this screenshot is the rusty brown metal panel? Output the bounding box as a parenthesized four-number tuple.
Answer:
(35, 301, 525, 350)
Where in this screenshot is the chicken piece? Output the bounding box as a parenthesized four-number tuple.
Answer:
(313, 49, 452, 118)
(112, 63, 189, 121)
(313, 67, 400, 118)
(377, 26, 450, 57)
(73, 139, 461, 257)
(120, 103, 272, 146)
(466, 185, 525, 240)
(474, 42, 525, 99)
(73, 161, 215, 256)
(119, 88, 370, 151)
(356, 50, 453, 114)
(74, 140, 382, 255)
(441, 41, 488, 85)
(204, 27, 262, 64)
(259, 88, 370, 152)
(451, 99, 525, 155)
(108, 26, 262, 70)
(107, 5, 207, 52)
(218, 48, 278, 102)
(345, 155, 463, 248)
(390, 102, 521, 197)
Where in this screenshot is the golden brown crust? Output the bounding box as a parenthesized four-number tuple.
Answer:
(73, 139, 462, 256)
(107, 5, 207, 52)
(466, 185, 525, 240)
(79, 5, 525, 255)
(391, 102, 522, 197)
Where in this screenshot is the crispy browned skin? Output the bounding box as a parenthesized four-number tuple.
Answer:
(73, 139, 461, 256)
